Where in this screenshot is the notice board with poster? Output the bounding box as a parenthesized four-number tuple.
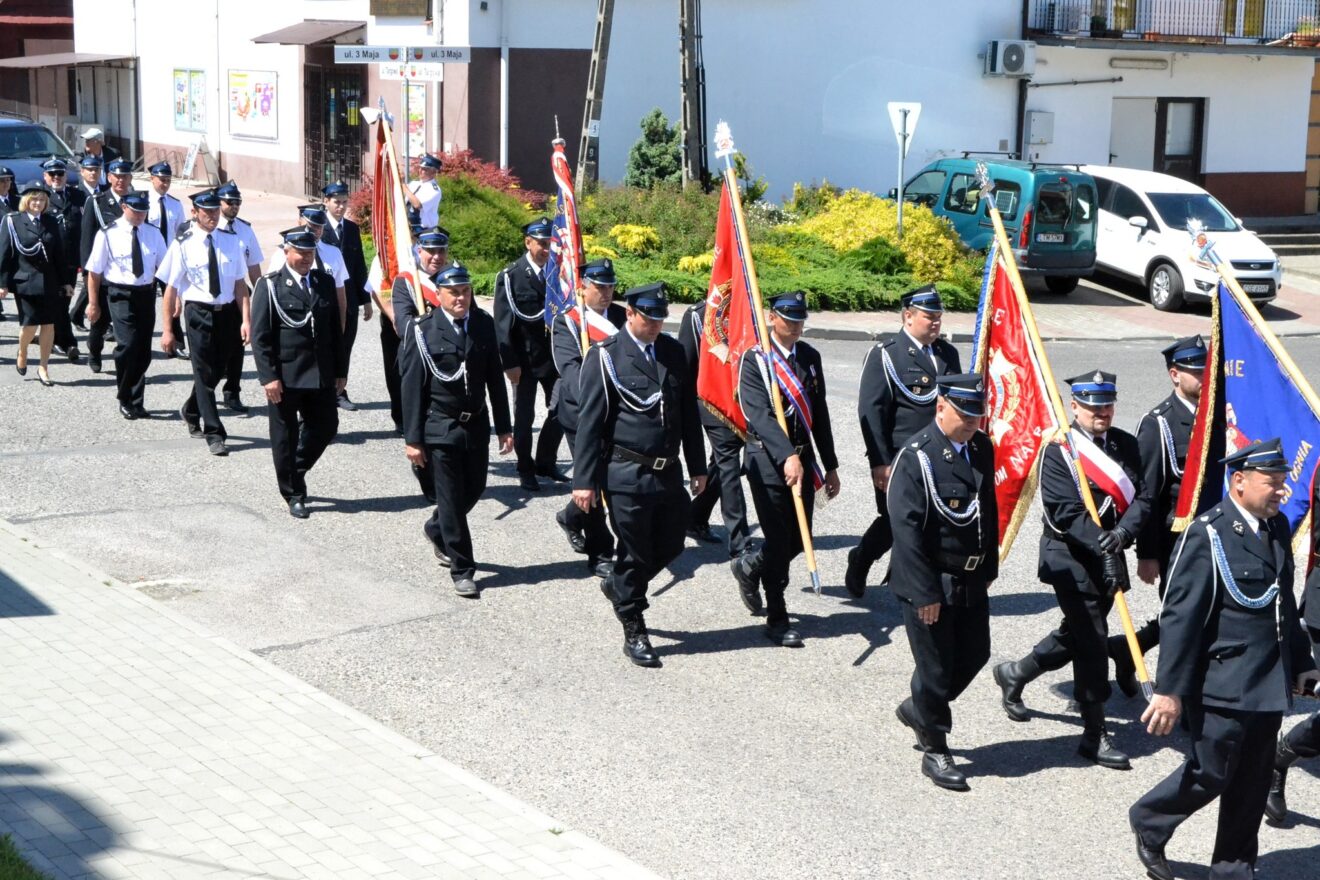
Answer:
(173, 69, 206, 132)
(227, 70, 278, 140)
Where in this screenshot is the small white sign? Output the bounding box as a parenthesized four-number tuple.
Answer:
(409, 46, 471, 64)
(380, 62, 445, 81)
(587, 119, 601, 138)
(887, 102, 922, 157)
(334, 45, 406, 64)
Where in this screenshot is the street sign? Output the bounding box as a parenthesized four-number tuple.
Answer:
(335, 45, 406, 64)
(380, 62, 445, 81)
(887, 102, 921, 158)
(408, 46, 471, 64)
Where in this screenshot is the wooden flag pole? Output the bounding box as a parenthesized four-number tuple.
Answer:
(718, 123, 821, 594)
(975, 164, 1154, 700)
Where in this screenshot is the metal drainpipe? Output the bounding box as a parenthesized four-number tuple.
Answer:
(499, 0, 509, 168)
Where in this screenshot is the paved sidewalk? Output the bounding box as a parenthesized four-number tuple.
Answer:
(0, 519, 662, 880)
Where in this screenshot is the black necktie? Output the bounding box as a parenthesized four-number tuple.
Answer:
(206, 233, 220, 297)
(158, 200, 168, 239)
(961, 444, 971, 464)
(130, 226, 143, 277)
(645, 343, 655, 362)
(315, 251, 324, 273)
(302, 276, 311, 300)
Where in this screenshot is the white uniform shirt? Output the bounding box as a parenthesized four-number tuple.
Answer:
(364, 254, 383, 297)
(156, 224, 246, 305)
(408, 178, 442, 228)
(85, 217, 169, 286)
(221, 216, 265, 269)
(147, 191, 187, 241)
(268, 240, 349, 287)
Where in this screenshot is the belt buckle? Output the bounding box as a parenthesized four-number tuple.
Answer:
(458, 411, 471, 423)
(651, 456, 667, 470)
(964, 554, 981, 571)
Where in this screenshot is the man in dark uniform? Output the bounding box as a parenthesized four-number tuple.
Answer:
(81, 158, 134, 374)
(1265, 463, 1320, 825)
(550, 259, 626, 578)
(401, 262, 513, 598)
(848, 285, 961, 598)
(889, 374, 998, 791)
(68, 154, 105, 332)
(83, 190, 168, 418)
(250, 228, 346, 519)
(391, 227, 450, 503)
(572, 282, 707, 667)
(735, 292, 840, 643)
(321, 181, 371, 411)
(42, 158, 84, 362)
(1111, 335, 1207, 696)
(1131, 439, 1318, 880)
(678, 293, 752, 567)
(495, 217, 564, 491)
(0, 166, 10, 320)
(993, 371, 1151, 769)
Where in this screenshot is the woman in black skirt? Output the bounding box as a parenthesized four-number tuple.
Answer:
(0, 182, 72, 385)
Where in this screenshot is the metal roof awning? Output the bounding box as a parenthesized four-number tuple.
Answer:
(0, 52, 133, 69)
(252, 20, 365, 45)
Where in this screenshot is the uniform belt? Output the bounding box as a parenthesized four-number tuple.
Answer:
(939, 551, 984, 573)
(747, 439, 805, 457)
(443, 404, 485, 423)
(612, 445, 676, 471)
(106, 282, 154, 293)
(186, 299, 235, 311)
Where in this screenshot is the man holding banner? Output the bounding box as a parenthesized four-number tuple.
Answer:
(994, 371, 1150, 769)
(736, 292, 840, 646)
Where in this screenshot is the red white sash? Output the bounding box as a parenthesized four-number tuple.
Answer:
(565, 305, 618, 344)
(1069, 429, 1136, 515)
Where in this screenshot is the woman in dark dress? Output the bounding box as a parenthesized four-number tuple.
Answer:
(0, 182, 72, 384)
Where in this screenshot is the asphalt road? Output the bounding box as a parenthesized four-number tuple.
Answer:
(2, 311, 1318, 879)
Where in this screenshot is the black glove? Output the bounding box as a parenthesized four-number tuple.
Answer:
(1097, 527, 1130, 554)
(1102, 551, 1131, 596)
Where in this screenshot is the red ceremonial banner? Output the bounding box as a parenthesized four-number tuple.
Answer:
(371, 113, 433, 309)
(695, 183, 758, 434)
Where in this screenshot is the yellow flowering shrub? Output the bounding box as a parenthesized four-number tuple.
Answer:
(609, 224, 661, 257)
(582, 234, 619, 261)
(677, 252, 714, 273)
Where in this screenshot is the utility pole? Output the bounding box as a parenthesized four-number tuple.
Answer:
(678, 0, 708, 189)
(576, 0, 615, 191)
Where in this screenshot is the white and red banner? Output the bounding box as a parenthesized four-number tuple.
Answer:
(371, 111, 435, 309)
(696, 183, 759, 434)
(562, 304, 618, 344)
(1068, 429, 1137, 515)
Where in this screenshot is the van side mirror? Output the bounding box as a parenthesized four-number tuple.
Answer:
(1128, 216, 1148, 230)
(887, 187, 898, 200)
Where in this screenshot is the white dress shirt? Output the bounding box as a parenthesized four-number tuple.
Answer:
(147, 191, 187, 241)
(85, 217, 168, 286)
(409, 178, 443, 228)
(156, 223, 246, 305)
(268, 240, 349, 287)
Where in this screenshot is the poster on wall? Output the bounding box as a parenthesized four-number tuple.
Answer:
(406, 82, 426, 160)
(228, 70, 278, 140)
(173, 69, 206, 132)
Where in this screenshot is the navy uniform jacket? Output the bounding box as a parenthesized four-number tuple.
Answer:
(322, 218, 369, 308)
(47, 185, 85, 271)
(572, 332, 706, 496)
(549, 304, 626, 435)
(677, 302, 727, 431)
(400, 306, 511, 450)
(738, 342, 838, 483)
(1158, 503, 1314, 712)
(859, 332, 962, 467)
(888, 425, 999, 607)
(1038, 425, 1151, 595)
(493, 254, 554, 379)
(250, 266, 346, 390)
(1135, 392, 1197, 562)
(391, 275, 420, 337)
(0, 191, 17, 214)
(80, 190, 123, 268)
(0, 212, 70, 293)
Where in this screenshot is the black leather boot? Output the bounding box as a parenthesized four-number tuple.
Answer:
(992, 656, 1041, 722)
(1078, 701, 1130, 770)
(1109, 620, 1159, 698)
(731, 551, 763, 615)
(843, 545, 869, 599)
(621, 615, 661, 668)
(1265, 734, 1300, 824)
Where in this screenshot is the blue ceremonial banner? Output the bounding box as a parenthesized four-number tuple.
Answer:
(1203, 281, 1320, 531)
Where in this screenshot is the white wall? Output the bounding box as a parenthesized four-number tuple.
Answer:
(1028, 46, 1312, 173)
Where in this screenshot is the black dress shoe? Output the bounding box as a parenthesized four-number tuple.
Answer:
(88, 359, 102, 374)
(731, 556, 763, 615)
(519, 473, 541, 492)
(207, 438, 228, 456)
(536, 465, 569, 483)
(423, 526, 451, 567)
(921, 752, 970, 792)
(843, 546, 866, 599)
(1079, 730, 1131, 770)
(589, 560, 613, 579)
(223, 395, 249, 414)
(14, 364, 26, 377)
(132, 404, 149, 419)
(555, 509, 587, 555)
(175, 346, 190, 360)
(686, 523, 720, 544)
(288, 500, 309, 519)
(764, 621, 803, 647)
(119, 404, 137, 420)
(992, 660, 1033, 723)
(66, 346, 81, 364)
(336, 392, 357, 412)
(1112, 644, 1140, 699)
(453, 578, 479, 597)
(622, 616, 661, 668)
(1132, 824, 1173, 880)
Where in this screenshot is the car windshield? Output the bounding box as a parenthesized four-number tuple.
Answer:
(1146, 192, 1239, 233)
(0, 125, 73, 160)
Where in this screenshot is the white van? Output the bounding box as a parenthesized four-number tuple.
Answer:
(1081, 165, 1281, 311)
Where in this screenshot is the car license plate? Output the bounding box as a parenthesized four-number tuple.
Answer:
(1035, 233, 1065, 243)
(1242, 283, 1271, 294)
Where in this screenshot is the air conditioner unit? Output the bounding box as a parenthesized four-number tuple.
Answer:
(985, 40, 1036, 77)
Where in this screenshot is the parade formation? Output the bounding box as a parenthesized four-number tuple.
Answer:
(4, 119, 1320, 880)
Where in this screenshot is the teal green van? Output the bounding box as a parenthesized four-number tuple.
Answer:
(892, 157, 1098, 293)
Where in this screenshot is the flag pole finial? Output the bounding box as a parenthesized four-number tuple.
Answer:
(713, 120, 736, 167)
(553, 114, 563, 146)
